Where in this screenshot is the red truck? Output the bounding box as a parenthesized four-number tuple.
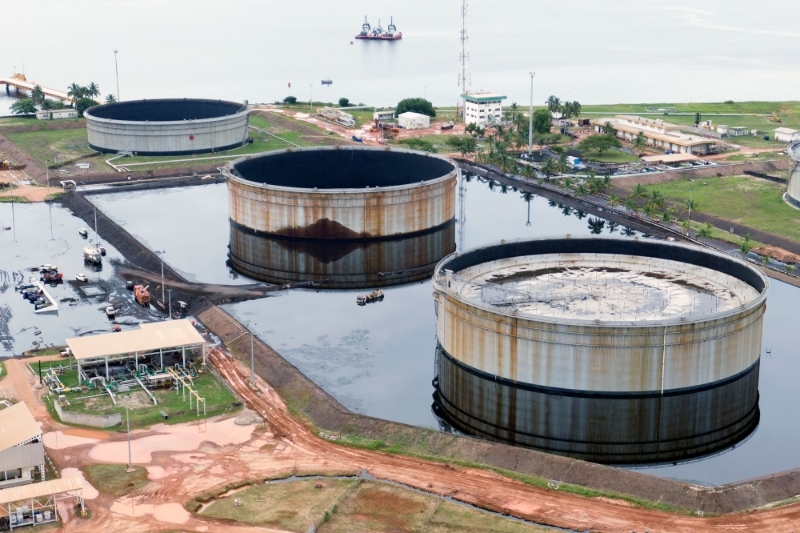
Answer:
(41, 270, 63, 283)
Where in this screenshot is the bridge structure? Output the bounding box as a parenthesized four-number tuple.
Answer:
(0, 74, 71, 102)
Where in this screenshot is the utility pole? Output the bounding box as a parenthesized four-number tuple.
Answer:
(459, 0, 470, 122)
(528, 72, 535, 155)
(46, 160, 53, 240)
(309, 84, 313, 112)
(155, 250, 166, 303)
(114, 50, 120, 101)
(125, 400, 133, 472)
(250, 327, 256, 387)
(167, 288, 172, 320)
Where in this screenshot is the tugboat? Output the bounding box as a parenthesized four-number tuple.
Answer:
(382, 17, 402, 40)
(355, 16, 401, 40)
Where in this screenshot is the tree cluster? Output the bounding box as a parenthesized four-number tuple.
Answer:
(396, 98, 436, 117)
(546, 95, 582, 120)
(67, 82, 101, 116)
(577, 134, 621, 155)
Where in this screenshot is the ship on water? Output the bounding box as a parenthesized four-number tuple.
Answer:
(355, 16, 402, 40)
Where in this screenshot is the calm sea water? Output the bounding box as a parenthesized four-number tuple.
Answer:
(81, 181, 800, 486)
(4, 0, 800, 116)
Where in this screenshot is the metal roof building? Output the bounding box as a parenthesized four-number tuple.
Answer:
(65, 319, 206, 383)
(0, 403, 44, 490)
(0, 477, 84, 529)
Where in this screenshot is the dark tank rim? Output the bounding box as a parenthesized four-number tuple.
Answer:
(227, 146, 458, 191)
(85, 98, 248, 123)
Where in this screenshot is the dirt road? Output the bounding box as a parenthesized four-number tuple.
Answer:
(204, 348, 800, 533)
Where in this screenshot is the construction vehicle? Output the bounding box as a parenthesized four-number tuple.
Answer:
(770, 112, 782, 123)
(83, 246, 102, 265)
(41, 270, 63, 283)
(0, 159, 25, 171)
(134, 284, 150, 307)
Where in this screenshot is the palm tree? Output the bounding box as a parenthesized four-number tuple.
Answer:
(67, 83, 85, 105)
(631, 183, 647, 199)
(681, 219, 691, 234)
(546, 95, 561, 115)
(698, 222, 713, 239)
(509, 102, 518, 123)
(575, 183, 588, 197)
(499, 183, 510, 194)
(624, 197, 639, 215)
(541, 158, 557, 178)
(562, 177, 575, 191)
(608, 194, 622, 209)
(105, 94, 117, 104)
(786, 264, 795, 273)
(31, 85, 45, 105)
(661, 207, 676, 223)
(684, 198, 698, 223)
(739, 234, 754, 255)
(556, 153, 569, 174)
(86, 82, 100, 98)
(647, 190, 665, 210)
(587, 217, 605, 234)
(643, 203, 657, 219)
(608, 221, 619, 233)
(633, 131, 647, 153)
(604, 121, 615, 136)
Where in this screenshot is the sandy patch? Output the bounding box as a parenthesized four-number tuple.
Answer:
(110, 500, 190, 524)
(44, 430, 101, 450)
(61, 468, 99, 500)
(88, 417, 253, 464)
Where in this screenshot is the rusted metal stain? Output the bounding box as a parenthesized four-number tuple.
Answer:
(229, 220, 456, 289)
(225, 148, 457, 240)
(433, 344, 760, 464)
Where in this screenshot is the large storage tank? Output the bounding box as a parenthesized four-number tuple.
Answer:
(432, 237, 768, 464)
(85, 98, 249, 155)
(224, 147, 458, 287)
(787, 141, 800, 209)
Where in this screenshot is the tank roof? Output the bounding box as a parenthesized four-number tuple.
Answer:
(230, 147, 456, 190)
(85, 98, 246, 122)
(436, 237, 768, 326)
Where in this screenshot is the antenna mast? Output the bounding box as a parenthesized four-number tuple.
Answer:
(459, 0, 470, 120)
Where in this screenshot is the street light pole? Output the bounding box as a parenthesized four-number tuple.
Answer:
(125, 401, 133, 472)
(46, 160, 53, 240)
(250, 329, 255, 386)
(528, 72, 535, 155)
(167, 288, 172, 319)
(114, 50, 120, 101)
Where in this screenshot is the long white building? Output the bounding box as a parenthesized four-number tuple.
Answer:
(590, 115, 721, 155)
(0, 403, 44, 489)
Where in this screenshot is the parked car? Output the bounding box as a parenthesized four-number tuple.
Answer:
(75, 273, 88, 282)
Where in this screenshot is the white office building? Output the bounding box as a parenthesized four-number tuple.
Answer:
(461, 91, 506, 126)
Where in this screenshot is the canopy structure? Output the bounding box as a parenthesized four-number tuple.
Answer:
(641, 153, 699, 164)
(0, 477, 83, 529)
(65, 319, 206, 383)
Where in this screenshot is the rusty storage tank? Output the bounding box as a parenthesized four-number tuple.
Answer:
(224, 146, 458, 288)
(85, 98, 249, 155)
(432, 236, 768, 464)
(786, 141, 800, 209)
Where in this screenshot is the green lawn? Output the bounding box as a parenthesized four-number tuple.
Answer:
(581, 148, 639, 163)
(3, 127, 102, 170)
(201, 478, 356, 531)
(82, 465, 150, 497)
(647, 176, 800, 242)
(0, 117, 85, 129)
(40, 363, 241, 429)
(0, 360, 6, 382)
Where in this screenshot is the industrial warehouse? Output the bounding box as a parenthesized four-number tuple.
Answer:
(84, 98, 250, 155)
(432, 237, 768, 464)
(0, 403, 44, 489)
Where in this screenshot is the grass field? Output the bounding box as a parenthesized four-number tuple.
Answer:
(644, 176, 800, 242)
(581, 148, 639, 163)
(200, 478, 356, 531)
(0, 360, 6, 382)
(38, 362, 240, 429)
(82, 465, 150, 497)
(320, 480, 553, 533)
(3, 128, 103, 170)
(198, 478, 553, 533)
(0, 117, 85, 129)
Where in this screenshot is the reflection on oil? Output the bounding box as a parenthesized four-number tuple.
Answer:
(228, 220, 456, 289)
(432, 344, 760, 465)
